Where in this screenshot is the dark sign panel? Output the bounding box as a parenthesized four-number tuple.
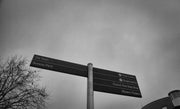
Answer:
(93, 71, 141, 97)
(30, 55, 87, 77)
(30, 54, 142, 98)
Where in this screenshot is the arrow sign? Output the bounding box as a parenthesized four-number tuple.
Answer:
(30, 54, 142, 98)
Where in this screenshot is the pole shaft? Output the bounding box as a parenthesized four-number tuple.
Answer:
(87, 63, 94, 109)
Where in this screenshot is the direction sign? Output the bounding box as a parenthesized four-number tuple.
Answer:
(30, 54, 142, 98)
(93, 68, 141, 97)
(30, 54, 87, 77)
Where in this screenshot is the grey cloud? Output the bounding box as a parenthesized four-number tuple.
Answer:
(1, 0, 180, 109)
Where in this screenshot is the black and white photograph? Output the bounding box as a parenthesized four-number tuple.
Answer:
(0, 0, 180, 109)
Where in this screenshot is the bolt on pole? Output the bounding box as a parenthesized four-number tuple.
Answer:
(87, 63, 94, 109)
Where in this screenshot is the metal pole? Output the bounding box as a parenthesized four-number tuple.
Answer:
(87, 63, 94, 109)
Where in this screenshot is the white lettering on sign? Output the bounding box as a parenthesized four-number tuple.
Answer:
(119, 78, 123, 82)
(34, 56, 41, 60)
(132, 92, 141, 95)
(41, 57, 49, 61)
(32, 62, 53, 68)
(121, 90, 140, 95)
(112, 82, 139, 90)
(33, 61, 45, 67)
(118, 78, 137, 84)
(123, 79, 137, 84)
(121, 90, 131, 94)
(118, 74, 122, 77)
(112, 83, 122, 87)
(45, 64, 53, 68)
(118, 73, 135, 79)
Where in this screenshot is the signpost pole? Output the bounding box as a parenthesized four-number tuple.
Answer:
(87, 63, 94, 109)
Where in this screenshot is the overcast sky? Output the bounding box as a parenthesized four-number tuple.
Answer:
(1, 0, 180, 109)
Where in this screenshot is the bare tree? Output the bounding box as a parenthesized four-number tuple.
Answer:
(0, 56, 48, 109)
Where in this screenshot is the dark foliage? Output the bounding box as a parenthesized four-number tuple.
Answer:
(0, 56, 48, 109)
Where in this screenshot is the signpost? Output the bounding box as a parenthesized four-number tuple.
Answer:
(30, 54, 142, 109)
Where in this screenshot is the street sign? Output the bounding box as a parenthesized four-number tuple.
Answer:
(30, 54, 88, 77)
(93, 68, 141, 97)
(30, 54, 142, 98)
